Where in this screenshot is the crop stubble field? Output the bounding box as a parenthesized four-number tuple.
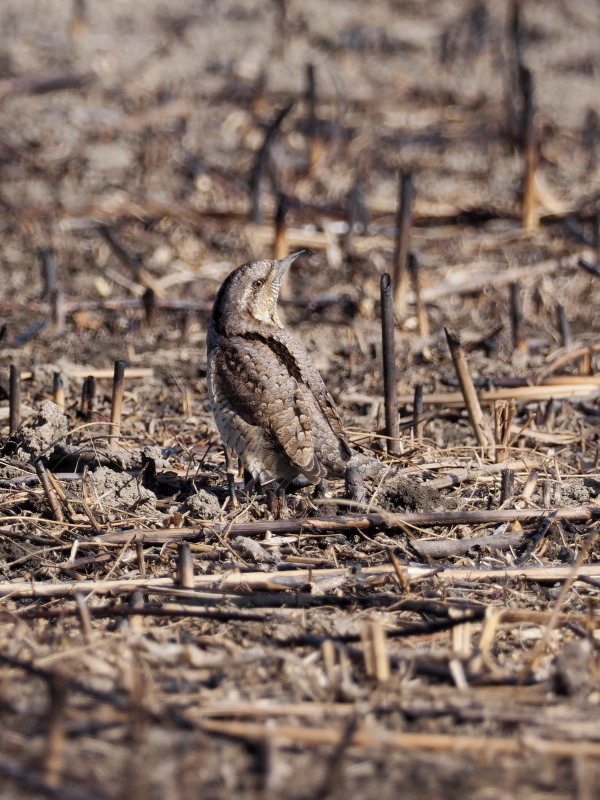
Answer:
(0, 1, 599, 798)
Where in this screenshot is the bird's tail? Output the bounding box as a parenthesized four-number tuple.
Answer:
(347, 449, 446, 511)
(347, 450, 396, 482)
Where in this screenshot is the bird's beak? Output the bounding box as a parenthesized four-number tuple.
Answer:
(271, 251, 305, 289)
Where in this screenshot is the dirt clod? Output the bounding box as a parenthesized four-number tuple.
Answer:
(381, 476, 448, 512)
(180, 488, 222, 520)
(85, 465, 157, 518)
(2, 400, 69, 461)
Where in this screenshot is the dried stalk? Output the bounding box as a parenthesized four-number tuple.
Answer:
(109, 360, 126, 450)
(0, 72, 90, 100)
(499, 468, 515, 503)
(249, 101, 294, 225)
(9, 364, 21, 433)
(176, 541, 194, 589)
(392, 172, 414, 315)
(445, 328, 493, 450)
(409, 253, 430, 340)
(3, 557, 600, 600)
(412, 526, 528, 559)
(342, 177, 364, 256)
(520, 66, 539, 230)
(425, 456, 541, 490)
(509, 282, 528, 353)
(50, 289, 65, 332)
(34, 461, 65, 523)
(75, 592, 93, 641)
(396, 378, 600, 406)
(79, 375, 95, 420)
(380, 273, 401, 456)
(197, 718, 600, 757)
(66, 366, 153, 380)
(81, 505, 600, 545)
(69, 0, 88, 39)
(142, 287, 157, 327)
(538, 341, 600, 380)
(52, 372, 65, 410)
(494, 400, 515, 462)
(304, 63, 329, 175)
(273, 192, 289, 260)
(39, 246, 58, 297)
(43, 675, 68, 788)
(412, 384, 424, 444)
(556, 304, 572, 348)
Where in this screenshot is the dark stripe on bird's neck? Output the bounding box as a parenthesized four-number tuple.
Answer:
(240, 331, 303, 383)
(211, 272, 238, 334)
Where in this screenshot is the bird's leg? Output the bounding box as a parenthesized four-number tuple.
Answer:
(243, 474, 262, 493)
(344, 465, 366, 505)
(266, 484, 289, 519)
(268, 477, 295, 519)
(223, 447, 238, 508)
(313, 478, 330, 499)
(312, 477, 338, 515)
(276, 486, 288, 518)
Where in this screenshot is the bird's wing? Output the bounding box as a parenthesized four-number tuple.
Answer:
(262, 331, 352, 457)
(212, 339, 327, 482)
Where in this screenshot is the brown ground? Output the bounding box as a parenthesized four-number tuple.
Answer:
(0, 1, 599, 798)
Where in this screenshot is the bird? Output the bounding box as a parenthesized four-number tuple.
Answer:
(206, 251, 405, 489)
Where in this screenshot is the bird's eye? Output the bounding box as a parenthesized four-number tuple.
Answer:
(252, 279, 264, 289)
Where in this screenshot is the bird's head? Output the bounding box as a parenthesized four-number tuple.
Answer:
(211, 252, 304, 333)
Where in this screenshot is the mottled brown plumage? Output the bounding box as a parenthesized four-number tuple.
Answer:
(206, 253, 392, 485)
